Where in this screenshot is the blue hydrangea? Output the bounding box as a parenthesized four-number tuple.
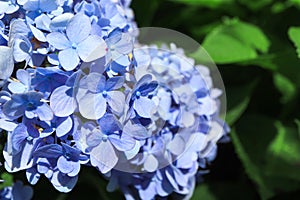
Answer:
(0, 0, 229, 199)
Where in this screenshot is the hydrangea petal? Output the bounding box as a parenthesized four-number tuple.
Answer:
(123, 121, 150, 140)
(57, 156, 73, 174)
(66, 14, 91, 44)
(67, 162, 80, 177)
(29, 25, 46, 42)
(109, 133, 136, 151)
(11, 180, 34, 200)
(58, 48, 80, 71)
(50, 13, 74, 32)
(166, 135, 185, 156)
(11, 124, 28, 154)
(77, 35, 107, 62)
(133, 97, 156, 118)
(36, 103, 53, 121)
(51, 171, 78, 193)
(0, 119, 17, 131)
(144, 154, 158, 172)
(39, 0, 58, 12)
(33, 144, 63, 158)
(90, 141, 118, 173)
(86, 129, 103, 147)
(107, 91, 125, 115)
(50, 86, 77, 117)
(26, 167, 41, 185)
(78, 92, 106, 120)
(46, 32, 70, 50)
(56, 117, 73, 137)
(0, 46, 14, 80)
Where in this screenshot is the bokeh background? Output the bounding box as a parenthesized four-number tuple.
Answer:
(2, 0, 300, 199)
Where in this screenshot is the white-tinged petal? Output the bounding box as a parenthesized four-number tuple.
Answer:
(46, 32, 70, 50)
(90, 141, 118, 174)
(107, 91, 125, 115)
(66, 14, 91, 44)
(78, 92, 106, 120)
(58, 48, 80, 71)
(77, 35, 107, 62)
(133, 97, 157, 118)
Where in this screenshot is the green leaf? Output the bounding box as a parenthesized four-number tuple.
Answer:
(273, 73, 297, 103)
(264, 122, 300, 186)
(169, 0, 233, 8)
(238, 0, 272, 10)
(268, 121, 300, 163)
(226, 80, 258, 125)
(288, 27, 300, 58)
(191, 181, 258, 200)
(232, 115, 300, 199)
(231, 126, 274, 200)
(192, 19, 270, 64)
(191, 184, 216, 200)
(0, 173, 13, 190)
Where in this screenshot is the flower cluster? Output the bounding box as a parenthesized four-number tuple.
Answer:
(0, 0, 229, 199)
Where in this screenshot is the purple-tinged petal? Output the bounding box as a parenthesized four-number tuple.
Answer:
(47, 53, 59, 65)
(4, 139, 35, 172)
(85, 73, 106, 93)
(39, 0, 58, 12)
(12, 36, 32, 63)
(51, 171, 78, 193)
(109, 133, 135, 151)
(86, 130, 103, 147)
(97, 113, 121, 133)
(12, 180, 34, 200)
(165, 168, 179, 191)
(35, 14, 51, 31)
(124, 140, 140, 160)
(173, 167, 188, 187)
(23, 0, 39, 11)
(139, 181, 157, 200)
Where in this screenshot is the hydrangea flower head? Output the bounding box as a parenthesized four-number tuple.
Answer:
(0, 1, 229, 200)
